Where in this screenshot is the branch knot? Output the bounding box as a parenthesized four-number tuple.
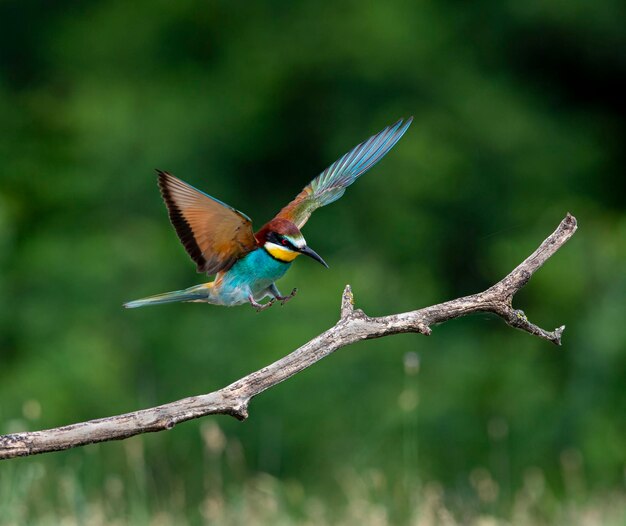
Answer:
(340, 284, 355, 319)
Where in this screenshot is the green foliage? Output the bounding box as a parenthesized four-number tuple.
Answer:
(0, 0, 624, 522)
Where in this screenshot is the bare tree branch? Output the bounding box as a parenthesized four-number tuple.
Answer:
(0, 214, 577, 460)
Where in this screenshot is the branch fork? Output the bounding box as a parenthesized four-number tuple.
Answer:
(0, 214, 577, 459)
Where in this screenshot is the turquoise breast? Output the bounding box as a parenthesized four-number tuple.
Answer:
(214, 248, 292, 305)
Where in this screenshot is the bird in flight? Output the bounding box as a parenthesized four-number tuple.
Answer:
(124, 117, 412, 311)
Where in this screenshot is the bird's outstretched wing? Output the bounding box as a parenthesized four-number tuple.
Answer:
(157, 170, 258, 274)
(275, 117, 413, 229)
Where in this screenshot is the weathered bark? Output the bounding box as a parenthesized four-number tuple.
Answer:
(0, 214, 577, 460)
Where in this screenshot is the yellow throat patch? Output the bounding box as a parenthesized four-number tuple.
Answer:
(265, 242, 300, 263)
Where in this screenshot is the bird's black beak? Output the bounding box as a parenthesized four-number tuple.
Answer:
(300, 246, 329, 268)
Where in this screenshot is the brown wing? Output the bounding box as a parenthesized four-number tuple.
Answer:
(276, 118, 413, 229)
(157, 170, 258, 274)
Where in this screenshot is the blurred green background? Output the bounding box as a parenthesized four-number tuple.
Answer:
(0, 1, 624, 524)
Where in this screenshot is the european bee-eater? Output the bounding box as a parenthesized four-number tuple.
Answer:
(124, 117, 412, 311)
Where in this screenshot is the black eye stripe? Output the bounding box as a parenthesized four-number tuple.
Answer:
(267, 232, 281, 244)
(268, 232, 297, 250)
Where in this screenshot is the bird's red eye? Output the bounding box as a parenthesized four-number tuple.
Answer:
(282, 239, 288, 246)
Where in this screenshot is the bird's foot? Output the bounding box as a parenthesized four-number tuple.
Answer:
(249, 296, 276, 312)
(277, 288, 298, 305)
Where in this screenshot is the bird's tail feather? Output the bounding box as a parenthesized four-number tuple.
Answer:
(124, 284, 210, 309)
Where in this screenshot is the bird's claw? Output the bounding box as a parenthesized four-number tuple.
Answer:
(251, 298, 276, 312)
(280, 288, 298, 306)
